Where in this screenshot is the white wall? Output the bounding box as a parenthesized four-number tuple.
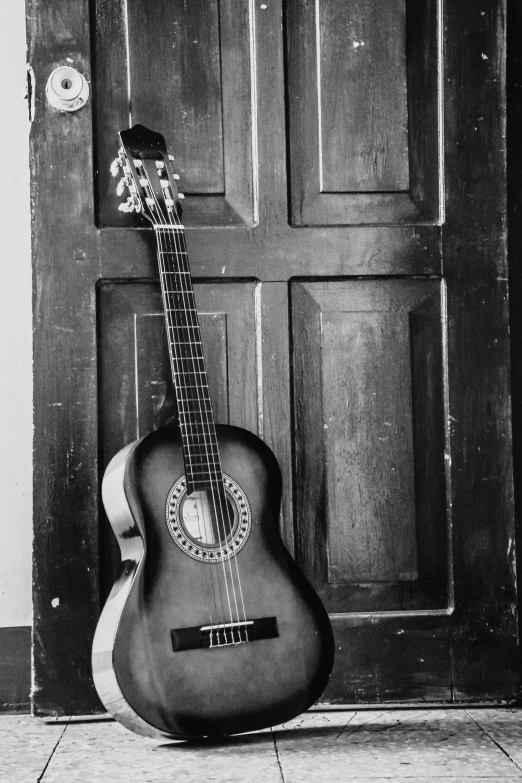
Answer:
(0, 5, 32, 627)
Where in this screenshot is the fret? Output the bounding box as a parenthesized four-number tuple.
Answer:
(182, 436, 220, 446)
(166, 313, 200, 326)
(184, 456, 221, 465)
(171, 360, 206, 370)
(171, 353, 206, 365)
(185, 468, 222, 475)
(182, 441, 219, 448)
(180, 432, 219, 442)
(163, 290, 196, 298)
(167, 324, 200, 336)
(169, 342, 204, 352)
(179, 420, 217, 428)
(184, 453, 220, 462)
(163, 283, 195, 293)
(159, 251, 189, 256)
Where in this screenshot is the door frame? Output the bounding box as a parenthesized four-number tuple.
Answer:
(28, 0, 518, 715)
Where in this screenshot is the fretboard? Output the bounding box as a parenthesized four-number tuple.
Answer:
(154, 226, 223, 493)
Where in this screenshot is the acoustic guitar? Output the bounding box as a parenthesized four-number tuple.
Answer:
(92, 124, 334, 740)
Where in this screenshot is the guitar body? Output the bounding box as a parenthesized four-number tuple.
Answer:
(93, 423, 334, 740)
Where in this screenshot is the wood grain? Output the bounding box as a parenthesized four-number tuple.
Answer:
(291, 280, 448, 614)
(285, 0, 441, 225)
(93, 0, 255, 227)
(442, 0, 518, 699)
(29, 0, 517, 714)
(319, 0, 409, 193)
(29, 0, 102, 715)
(98, 280, 261, 598)
(322, 310, 417, 584)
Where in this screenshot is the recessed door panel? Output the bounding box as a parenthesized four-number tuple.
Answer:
(93, 0, 255, 227)
(286, 0, 441, 225)
(291, 279, 448, 613)
(98, 280, 261, 597)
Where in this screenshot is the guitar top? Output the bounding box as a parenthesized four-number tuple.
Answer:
(92, 125, 334, 740)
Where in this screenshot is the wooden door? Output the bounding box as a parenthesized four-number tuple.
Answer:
(29, 0, 518, 715)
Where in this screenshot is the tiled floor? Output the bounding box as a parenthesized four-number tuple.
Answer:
(1, 708, 522, 782)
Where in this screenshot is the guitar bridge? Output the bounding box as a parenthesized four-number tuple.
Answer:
(171, 616, 278, 652)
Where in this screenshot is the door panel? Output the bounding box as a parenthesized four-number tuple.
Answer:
(98, 280, 262, 597)
(291, 279, 448, 615)
(94, 0, 255, 227)
(30, 0, 517, 715)
(286, 0, 441, 225)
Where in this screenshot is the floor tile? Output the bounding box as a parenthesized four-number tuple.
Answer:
(466, 708, 522, 770)
(3, 708, 522, 782)
(40, 720, 282, 783)
(272, 710, 522, 781)
(0, 714, 65, 783)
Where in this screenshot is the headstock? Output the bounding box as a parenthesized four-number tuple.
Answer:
(110, 124, 184, 226)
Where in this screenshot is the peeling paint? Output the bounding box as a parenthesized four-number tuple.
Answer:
(26, 63, 35, 126)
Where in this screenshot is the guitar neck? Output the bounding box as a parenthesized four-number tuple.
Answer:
(154, 226, 223, 492)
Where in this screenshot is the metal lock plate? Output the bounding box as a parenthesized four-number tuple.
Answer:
(45, 66, 89, 112)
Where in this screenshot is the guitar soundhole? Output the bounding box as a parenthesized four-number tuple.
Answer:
(180, 490, 236, 547)
(166, 474, 252, 563)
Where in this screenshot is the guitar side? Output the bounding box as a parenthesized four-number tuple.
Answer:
(91, 440, 178, 739)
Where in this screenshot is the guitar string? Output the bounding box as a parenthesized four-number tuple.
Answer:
(152, 162, 249, 643)
(155, 226, 220, 629)
(161, 223, 240, 643)
(160, 199, 244, 643)
(156, 224, 228, 633)
(144, 161, 239, 640)
(165, 225, 250, 644)
(140, 161, 220, 629)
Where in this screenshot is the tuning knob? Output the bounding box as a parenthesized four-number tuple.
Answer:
(110, 157, 121, 177)
(173, 173, 180, 181)
(178, 192, 185, 200)
(118, 197, 135, 213)
(116, 177, 127, 197)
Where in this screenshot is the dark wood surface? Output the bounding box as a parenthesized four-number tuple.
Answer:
(94, 0, 254, 227)
(318, 0, 409, 194)
(443, 0, 518, 698)
(291, 280, 448, 613)
(30, 0, 517, 715)
(0, 627, 31, 713)
(507, 0, 522, 683)
(285, 0, 441, 225)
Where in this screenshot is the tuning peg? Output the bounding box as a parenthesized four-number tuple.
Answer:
(173, 173, 180, 181)
(110, 157, 121, 177)
(118, 196, 135, 213)
(116, 177, 127, 197)
(178, 192, 185, 200)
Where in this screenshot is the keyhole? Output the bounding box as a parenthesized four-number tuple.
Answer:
(61, 78, 72, 90)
